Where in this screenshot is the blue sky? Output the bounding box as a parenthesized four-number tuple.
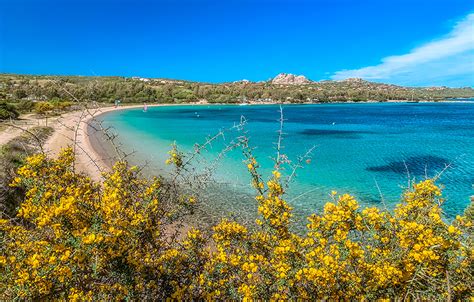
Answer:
(0, 0, 473, 86)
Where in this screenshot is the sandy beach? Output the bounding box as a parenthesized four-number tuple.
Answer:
(43, 107, 109, 181)
(43, 104, 168, 181)
(0, 105, 157, 182)
(1, 102, 243, 182)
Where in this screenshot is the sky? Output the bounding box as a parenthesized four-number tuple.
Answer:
(0, 0, 473, 87)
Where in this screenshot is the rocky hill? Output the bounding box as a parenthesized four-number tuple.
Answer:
(271, 73, 312, 85)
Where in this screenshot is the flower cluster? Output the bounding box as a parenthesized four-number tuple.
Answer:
(165, 142, 183, 168)
(1, 148, 199, 300)
(1, 149, 472, 300)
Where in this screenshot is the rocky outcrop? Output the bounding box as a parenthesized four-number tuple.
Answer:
(271, 73, 312, 85)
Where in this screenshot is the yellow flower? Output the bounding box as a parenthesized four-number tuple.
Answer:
(82, 233, 96, 244)
(448, 225, 459, 234)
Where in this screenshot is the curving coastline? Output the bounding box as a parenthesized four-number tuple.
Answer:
(42, 103, 211, 181)
(43, 100, 474, 183)
(42, 102, 272, 181)
(43, 105, 163, 181)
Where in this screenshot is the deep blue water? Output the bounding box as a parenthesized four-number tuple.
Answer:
(100, 103, 474, 219)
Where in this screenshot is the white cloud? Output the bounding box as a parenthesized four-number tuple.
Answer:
(331, 13, 474, 87)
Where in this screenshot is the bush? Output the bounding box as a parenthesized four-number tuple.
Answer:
(0, 148, 472, 300)
(50, 99, 73, 110)
(0, 101, 20, 120)
(34, 101, 54, 115)
(0, 126, 54, 223)
(15, 100, 35, 113)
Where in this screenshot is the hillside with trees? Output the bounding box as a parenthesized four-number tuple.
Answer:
(1, 73, 473, 107)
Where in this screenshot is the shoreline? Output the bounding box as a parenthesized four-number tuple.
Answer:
(42, 102, 212, 180)
(1, 101, 471, 222)
(80, 101, 473, 221)
(43, 104, 174, 181)
(4, 99, 470, 182)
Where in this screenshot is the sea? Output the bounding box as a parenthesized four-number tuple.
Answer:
(98, 102, 474, 221)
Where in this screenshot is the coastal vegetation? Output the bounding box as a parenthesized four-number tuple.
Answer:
(1, 73, 473, 112)
(0, 101, 19, 120)
(0, 144, 472, 300)
(33, 100, 73, 116)
(0, 126, 53, 223)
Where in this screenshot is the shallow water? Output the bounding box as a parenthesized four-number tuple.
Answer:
(100, 103, 474, 219)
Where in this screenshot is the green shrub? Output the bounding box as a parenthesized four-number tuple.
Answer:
(34, 101, 54, 115)
(15, 100, 35, 113)
(0, 102, 20, 120)
(49, 99, 73, 110)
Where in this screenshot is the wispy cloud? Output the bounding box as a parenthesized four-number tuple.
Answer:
(332, 13, 474, 87)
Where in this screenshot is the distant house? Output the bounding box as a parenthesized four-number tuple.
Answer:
(131, 76, 150, 82)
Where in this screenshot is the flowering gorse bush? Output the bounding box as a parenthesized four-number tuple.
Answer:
(1, 148, 198, 300)
(1, 148, 472, 300)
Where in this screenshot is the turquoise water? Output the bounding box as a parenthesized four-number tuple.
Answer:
(100, 103, 474, 219)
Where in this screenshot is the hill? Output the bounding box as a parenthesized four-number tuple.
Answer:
(1, 73, 473, 105)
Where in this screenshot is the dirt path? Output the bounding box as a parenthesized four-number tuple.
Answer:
(0, 114, 59, 145)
